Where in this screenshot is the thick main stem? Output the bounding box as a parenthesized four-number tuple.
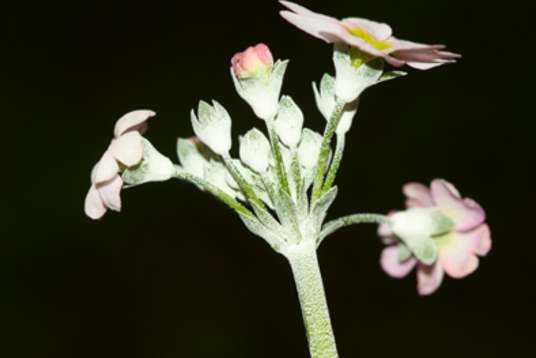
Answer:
(283, 242, 339, 358)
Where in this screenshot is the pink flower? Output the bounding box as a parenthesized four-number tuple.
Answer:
(279, 1, 460, 69)
(379, 179, 491, 295)
(84, 110, 155, 220)
(232, 43, 274, 79)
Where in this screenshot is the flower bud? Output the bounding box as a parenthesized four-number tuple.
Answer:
(239, 128, 271, 173)
(231, 43, 288, 120)
(312, 74, 359, 134)
(190, 100, 232, 156)
(232, 43, 273, 81)
(274, 95, 303, 148)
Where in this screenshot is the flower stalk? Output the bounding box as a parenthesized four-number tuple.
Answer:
(322, 132, 346, 194)
(311, 99, 345, 203)
(283, 241, 339, 358)
(266, 116, 291, 194)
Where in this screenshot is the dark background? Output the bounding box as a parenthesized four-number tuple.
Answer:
(1, 0, 533, 357)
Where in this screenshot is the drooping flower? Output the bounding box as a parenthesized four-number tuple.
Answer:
(84, 110, 155, 220)
(231, 43, 288, 120)
(279, 1, 460, 70)
(379, 179, 491, 295)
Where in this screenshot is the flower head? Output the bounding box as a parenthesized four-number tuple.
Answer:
(279, 1, 460, 69)
(84, 110, 155, 220)
(379, 179, 491, 295)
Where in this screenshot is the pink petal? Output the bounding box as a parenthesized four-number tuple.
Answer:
(378, 222, 395, 242)
(473, 223, 492, 256)
(279, 1, 336, 20)
(377, 210, 397, 243)
(431, 179, 485, 231)
(403, 182, 433, 208)
(108, 131, 143, 167)
(97, 174, 123, 212)
(84, 184, 107, 219)
(416, 261, 444, 296)
(390, 41, 460, 69)
(380, 246, 417, 278)
(405, 62, 446, 70)
(341, 18, 392, 41)
(94, 151, 119, 184)
(113, 110, 155, 138)
(437, 231, 481, 278)
(279, 10, 348, 43)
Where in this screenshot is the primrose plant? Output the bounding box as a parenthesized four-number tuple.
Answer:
(84, 2, 491, 357)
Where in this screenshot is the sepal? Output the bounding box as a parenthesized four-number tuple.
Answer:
(239, 128, 271, 173)
(122, 138, 173, 186)
(190, 100, 232, 155)
(333, 42, 384, 102)
(388, 207, 455, 265)
(274, 95, 303, 148)
(313, 74, 359, 134)
(231, 60, 289, 120)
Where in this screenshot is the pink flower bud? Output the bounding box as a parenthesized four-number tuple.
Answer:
(232, 43, 273, 78)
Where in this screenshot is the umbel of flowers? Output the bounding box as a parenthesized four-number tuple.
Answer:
(84, 2, 487, 358)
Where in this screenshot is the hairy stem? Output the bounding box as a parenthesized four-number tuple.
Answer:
(311, 99, 345, 203)
(172, 165, 254, 218)
(318, 213, 390, 246)
(283, 241, 339, 358)
(266, 117, 291, 195)
(322, 133, 345, 194)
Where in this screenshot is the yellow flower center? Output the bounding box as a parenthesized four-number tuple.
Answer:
(347, 27, 393, 51)
(345, 27, 392, 69)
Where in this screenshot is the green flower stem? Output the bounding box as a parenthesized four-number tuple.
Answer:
(260, 173, 277, 206)
(283, 241, 339, 358)
(318, 213, 390, 246)
(221, 152, 267, 211)
(171, 165, 254, 218)
(265, 117, 291, 195)
(291, 149, 302, 199)
(311, 99, 345, 204)
(321, 133, 345, 194)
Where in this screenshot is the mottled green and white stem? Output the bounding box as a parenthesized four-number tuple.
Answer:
(311, 99, 345, 203)
(265, 116, 291, 194)
(172, 165, 254, 218)
(283, 241, 339, 358)
(322, 132, 345, 194)
(319, 213, 390, 246)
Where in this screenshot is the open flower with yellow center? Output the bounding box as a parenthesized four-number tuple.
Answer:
(378, 179, 491, 295)
(279, 1, 460, 69)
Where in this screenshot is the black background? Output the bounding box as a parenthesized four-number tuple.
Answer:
(1, 0, 533, 357)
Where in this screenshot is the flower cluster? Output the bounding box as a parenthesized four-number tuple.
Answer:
(84, 2, 488, 298)
(178, 46, 330, 250)
(379, 179, 491, 295)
